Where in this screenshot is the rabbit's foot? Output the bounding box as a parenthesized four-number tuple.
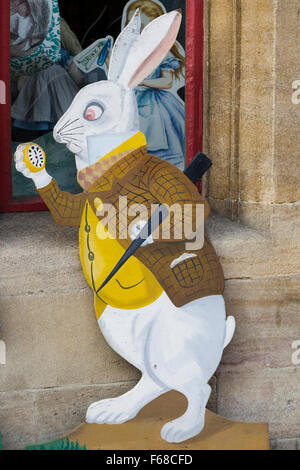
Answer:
(86, 396, 139, 425)
(160, 384, 211, 443)
(86, 374, 166, 425)
(160, 412, 206, 443)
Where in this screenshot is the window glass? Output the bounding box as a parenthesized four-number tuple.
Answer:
(10, 0, 186, 198)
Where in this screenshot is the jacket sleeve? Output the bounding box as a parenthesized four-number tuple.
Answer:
(147, 159, 211, 243)
(37, 179, 88, 227)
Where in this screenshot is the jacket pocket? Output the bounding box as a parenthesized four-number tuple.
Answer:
(171, 256, 204, 288)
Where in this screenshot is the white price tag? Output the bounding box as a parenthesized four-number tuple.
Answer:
(74, 36, 113, 73)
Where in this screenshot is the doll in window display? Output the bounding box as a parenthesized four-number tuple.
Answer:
(10, 0, 113, 197)
(10, 0, 84, 142)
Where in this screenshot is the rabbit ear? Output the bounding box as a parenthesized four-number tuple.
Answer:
(118, 10, 182, 89)
(108, 9, 141, 82)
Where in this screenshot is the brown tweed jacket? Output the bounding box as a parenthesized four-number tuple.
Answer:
(38, 146, 224, 307)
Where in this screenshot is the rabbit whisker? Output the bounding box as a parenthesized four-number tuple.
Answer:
(61, 133, 84, 137)
(66, 125, 84, 132)
(64, 136, 82, 143)
(68, 142, 82, 150)
(68, 118, 80, 126)
(58, 118, 80, 134)
(65, 138, 82, 147)
(57, 118, 71, 134)
(62, 135, 81, 146)
(67, 141, 82, 147)
(63, 136, 78, 143)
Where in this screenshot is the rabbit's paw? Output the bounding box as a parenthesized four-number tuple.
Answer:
(86, 397, 138, 425)
(160, 412, 205, 444)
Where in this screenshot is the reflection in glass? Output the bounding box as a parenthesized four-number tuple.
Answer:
(10, 0, 186, 199)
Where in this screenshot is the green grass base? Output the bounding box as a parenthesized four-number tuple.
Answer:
(26, 437, 87, 451)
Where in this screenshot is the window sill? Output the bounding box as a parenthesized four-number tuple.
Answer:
(0, 211, 275, 298)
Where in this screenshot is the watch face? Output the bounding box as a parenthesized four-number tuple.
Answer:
(28, 145, 45, 168)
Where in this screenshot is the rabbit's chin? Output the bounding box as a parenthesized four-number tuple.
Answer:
(66, 142, 84, 156)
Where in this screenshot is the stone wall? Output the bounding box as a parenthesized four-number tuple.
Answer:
(203, 0, 300, 450)
(0, 0, 299, 450)
(204, 0, 300, 229)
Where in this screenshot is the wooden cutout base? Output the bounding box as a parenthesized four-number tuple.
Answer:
(33, 391, 269, 450)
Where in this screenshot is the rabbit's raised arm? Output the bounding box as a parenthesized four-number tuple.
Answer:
(14, 143, 52, 189)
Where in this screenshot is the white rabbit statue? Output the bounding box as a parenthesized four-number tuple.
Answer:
(15, 10, 235, 444)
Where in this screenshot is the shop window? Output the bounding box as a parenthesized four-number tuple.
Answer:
(0, 0, 203, 212)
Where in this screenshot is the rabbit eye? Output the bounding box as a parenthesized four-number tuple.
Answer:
(84, 103, 103, 121)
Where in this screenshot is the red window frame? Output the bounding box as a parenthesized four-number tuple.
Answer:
(0, 0, 204, 212)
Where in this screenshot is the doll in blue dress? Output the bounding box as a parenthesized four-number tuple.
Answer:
(122, 0, 186, 170)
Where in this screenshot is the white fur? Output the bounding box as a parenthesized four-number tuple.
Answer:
(117, 10, 182, 88)
(86, 293, 235, 443)
(108, 10, 142, 83)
